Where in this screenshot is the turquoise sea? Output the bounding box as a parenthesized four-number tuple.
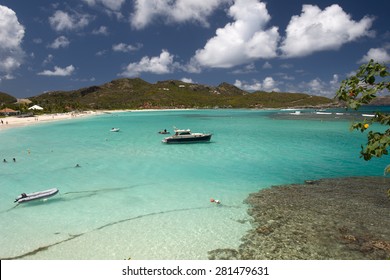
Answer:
(0, 109, 388, 259)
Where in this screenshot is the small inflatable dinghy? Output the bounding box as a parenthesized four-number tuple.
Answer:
(14, 188, 59, 203)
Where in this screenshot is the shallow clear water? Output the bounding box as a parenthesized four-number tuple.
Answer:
(0, 109, 387, 259)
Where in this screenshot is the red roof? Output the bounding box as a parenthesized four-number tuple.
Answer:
(0, 108, 17, 113)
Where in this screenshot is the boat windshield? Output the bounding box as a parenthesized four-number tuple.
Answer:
(174, 130, 191, 135)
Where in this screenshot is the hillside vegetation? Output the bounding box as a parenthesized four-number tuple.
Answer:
(2, 78, 333, 113)
(0, 91, 17, 105)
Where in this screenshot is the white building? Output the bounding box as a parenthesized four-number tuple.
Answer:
(28, 105, 43, 110)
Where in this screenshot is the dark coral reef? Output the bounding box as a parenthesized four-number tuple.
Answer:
(209, 177, 390, 260)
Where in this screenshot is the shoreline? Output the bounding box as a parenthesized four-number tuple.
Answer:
(0, 107, 365, 131)
(0, 108, 198, 131)
(0, 111, 104, 131)
(208, 176, 390, 260)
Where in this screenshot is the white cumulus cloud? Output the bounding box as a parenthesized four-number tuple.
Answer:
(298, 75, 339, 97)
(0, 5, 25, 75)
(112, 43, 143, 52)
(120, 49, 175, 77)
(193, 0, 279, 68)
(49, 10, 92, 31)
(48, 36, 70, 49)
(38, 65, 75, 76)
(235, 77, 279, 92)
(359, 48, 390, 63)
(43, 54, 54, 65)
(92, 26, 109, 35)
(181, 77, 194, 83)
(83, 0, 125, 11)
(262, 62, 272, 69)
(280, 4, 374, 57)
(130, 0, 231, 29)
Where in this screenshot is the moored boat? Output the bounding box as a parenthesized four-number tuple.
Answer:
(158, 129, 170, 134)
(14, 188, 59, 203)
(162, 128, 212, 144)
(110, 128, 120, 132)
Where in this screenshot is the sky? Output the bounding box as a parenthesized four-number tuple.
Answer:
(0, 0, 389, 99)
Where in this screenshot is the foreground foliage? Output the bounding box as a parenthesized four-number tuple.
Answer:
(336, 59, 390, 160)
(336, 59, 390, 198)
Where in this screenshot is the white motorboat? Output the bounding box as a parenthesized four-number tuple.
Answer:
(110, 128, 120, 132)
(162, 128, 212, 144)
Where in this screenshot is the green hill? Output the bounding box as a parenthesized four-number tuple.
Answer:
(0, 91, 17, 105)
(26, 78, 332, 112)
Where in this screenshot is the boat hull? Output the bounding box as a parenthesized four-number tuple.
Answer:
(14, 188, 59, 203)
(162, 134, 212, 144)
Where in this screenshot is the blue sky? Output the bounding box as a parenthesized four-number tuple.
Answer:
(0, 0, 389, 98)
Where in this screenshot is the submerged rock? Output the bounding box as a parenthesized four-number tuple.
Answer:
(209, 176, 390, 260)
(208, 248, 240, 260)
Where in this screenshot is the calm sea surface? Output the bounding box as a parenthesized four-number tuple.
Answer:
(0, 109, 387, 259)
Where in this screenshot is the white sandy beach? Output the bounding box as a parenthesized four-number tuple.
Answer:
(0, 111, 102, 131)
(0, 108, 194, 131)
